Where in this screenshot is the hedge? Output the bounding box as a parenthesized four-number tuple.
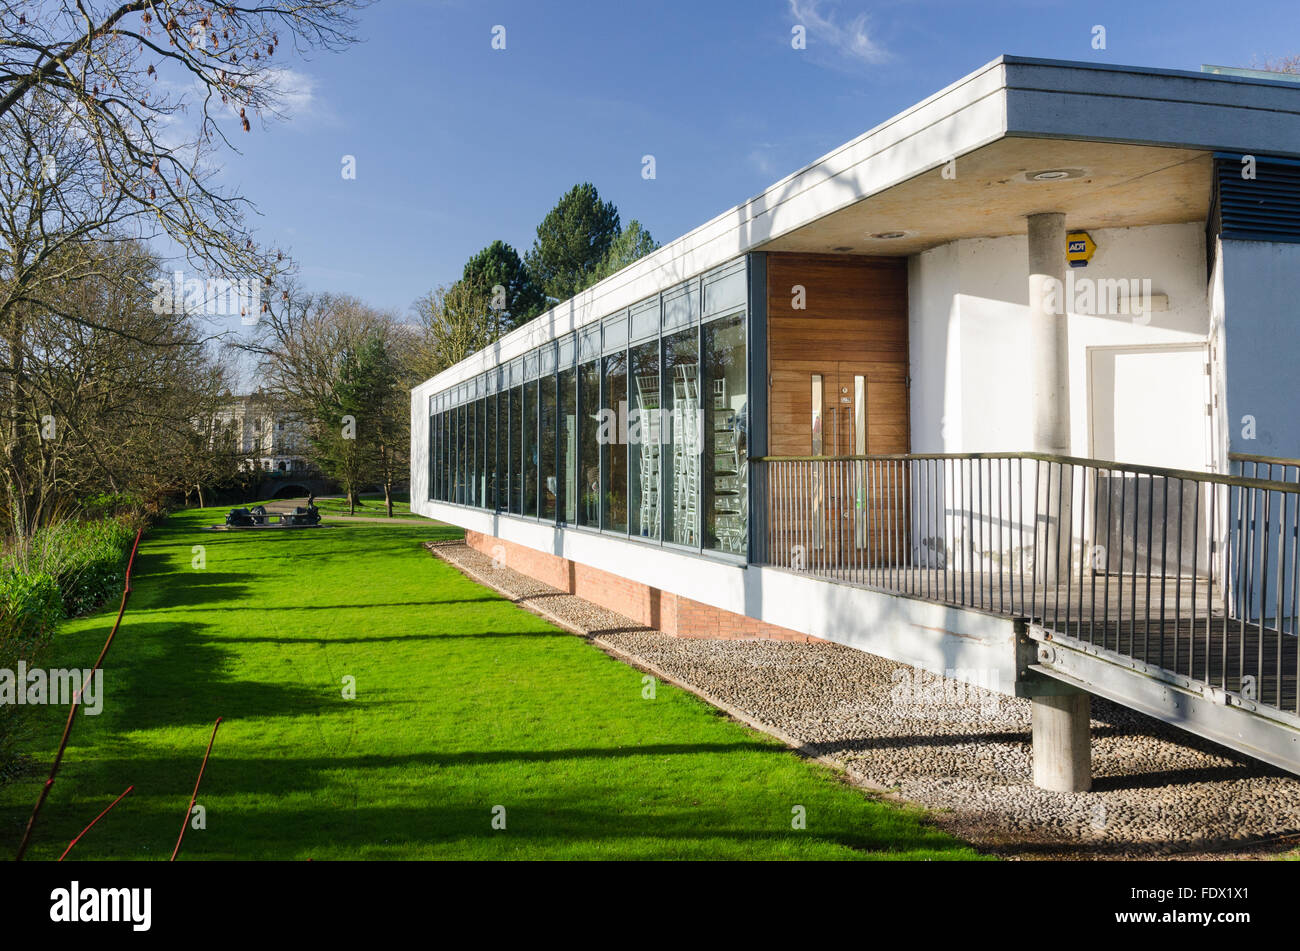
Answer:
(0, 516, 138, 779)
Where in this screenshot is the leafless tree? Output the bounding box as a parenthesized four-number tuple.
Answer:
(0, 0, 371, 533)
(1253, 55, 1300, 73)
(245, 287, 412, 515)
(10, 238, 245, 522)
(410, 279, 497, 382)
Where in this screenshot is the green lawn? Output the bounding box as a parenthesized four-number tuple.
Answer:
(314, 493, 416, 519)
(0, 509, 979, 860)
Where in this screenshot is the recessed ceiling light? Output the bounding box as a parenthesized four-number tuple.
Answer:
(869, 231, 908, 239)
(1024, 168, 1087, 182)
(831, 245, 855, 252)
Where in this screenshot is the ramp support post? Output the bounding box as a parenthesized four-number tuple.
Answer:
(1031, 690, 1092, 792)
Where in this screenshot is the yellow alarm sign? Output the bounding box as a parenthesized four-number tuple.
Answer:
(1067, 231, 1096, 268)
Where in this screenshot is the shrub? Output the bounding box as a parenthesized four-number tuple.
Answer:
(31, 518, 136, 618)
(0, 566, 63, 780)
(0, 515, 136, 665)
(0, 516, 136, 780)
(81, 492, 145, 522)
(0, 569, 62, 649)
(0, 568, 63, 663)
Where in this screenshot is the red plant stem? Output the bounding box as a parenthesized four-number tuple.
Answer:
(171, 717, 223, 861)
(14, 528, 143, 862)
(58, 785, 134, 861)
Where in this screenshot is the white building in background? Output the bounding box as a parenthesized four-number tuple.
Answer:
(410, 57, 1300, 789)
(214, 393, 311, 475)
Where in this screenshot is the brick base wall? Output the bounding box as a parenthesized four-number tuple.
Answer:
(464, 531, 822, 642)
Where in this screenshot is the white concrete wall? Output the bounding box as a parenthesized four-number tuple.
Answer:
(907, 222, 1212, 575)
(410, 385, 429, 516)
(908, 222, 1212, 458)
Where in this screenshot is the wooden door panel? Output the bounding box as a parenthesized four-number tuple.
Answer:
(764, 253, 910, 568)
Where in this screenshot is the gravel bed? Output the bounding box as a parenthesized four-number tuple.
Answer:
(427, 540, 1300, 859)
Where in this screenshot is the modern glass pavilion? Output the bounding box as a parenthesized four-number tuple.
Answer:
(414, 56, 1300, 789)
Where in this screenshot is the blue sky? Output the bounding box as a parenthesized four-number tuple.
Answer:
(216, 0, 1300, 318)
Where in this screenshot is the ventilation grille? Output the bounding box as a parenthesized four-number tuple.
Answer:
(1212, 153, 1300, 243)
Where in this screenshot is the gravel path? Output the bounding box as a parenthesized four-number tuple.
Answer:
(426, 539, 1300, 860)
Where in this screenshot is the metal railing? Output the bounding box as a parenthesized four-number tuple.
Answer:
(1232, 451, 1300, 485)
(751, 452, 1300, 717)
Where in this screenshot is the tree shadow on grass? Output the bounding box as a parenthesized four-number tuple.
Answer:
(6, 743, 967, 859)
(130, 570, 257, 613)
(90, 801, 954, 860)
(144, 598, 502, 614)
(65, 620, 341, 733)
(214, 630, 574, 646)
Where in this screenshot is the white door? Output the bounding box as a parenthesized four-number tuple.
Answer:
(1089, 344, 1210, 470)
(1088, 344, 1211, 576)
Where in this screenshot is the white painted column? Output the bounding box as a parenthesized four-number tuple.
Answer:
(1027, 212, 1071, 456)
(1027, 212, 1073, 588)
(1026, 213, 1090, 793)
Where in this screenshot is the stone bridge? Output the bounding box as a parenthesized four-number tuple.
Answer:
(251, 474, 334, 501)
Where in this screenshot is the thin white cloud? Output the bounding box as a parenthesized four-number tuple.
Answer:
(264, 67, 319, 121)
(747, 146, 779, 177)
(789, 0, 890, 66)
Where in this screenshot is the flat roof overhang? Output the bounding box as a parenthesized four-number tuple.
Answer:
(414, 55, 1300, 398)
(758, 137, 1212, 257)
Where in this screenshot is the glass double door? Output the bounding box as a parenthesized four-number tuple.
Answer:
(769, 360, 909, 569)
(808, 363, 872, 563)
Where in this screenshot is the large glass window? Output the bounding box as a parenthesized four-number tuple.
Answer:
(559, 367, 576, 523)
(464, 401, 472, 506)
(480, 398, 489, 507)
(444, 407, 453, 503)
(475, 399, 483, 507)
(523, 379, 538, 517)
(664, 328, 699, 546)
(465, 402, 473, 505)
(449, 407, 460, 504)
(703, 314, 747, 553)
(484, 395, 497, 510)
(446, 409, 455, 503)
(454, 404, 466, 504)
(437, 412, 446, 503)
(601, 350, 628, 533)
(463, 402, 473, 506)
(577, 360, 600, 527)
(436, 413, 445, 502)
(541, 377, 557, 520)
(629, 340, 661, 540)
(444, 409, 452, 503)
(507, 386, 522, 514)
(434, 415, 444, 504)
(473, 397, 483, 509)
